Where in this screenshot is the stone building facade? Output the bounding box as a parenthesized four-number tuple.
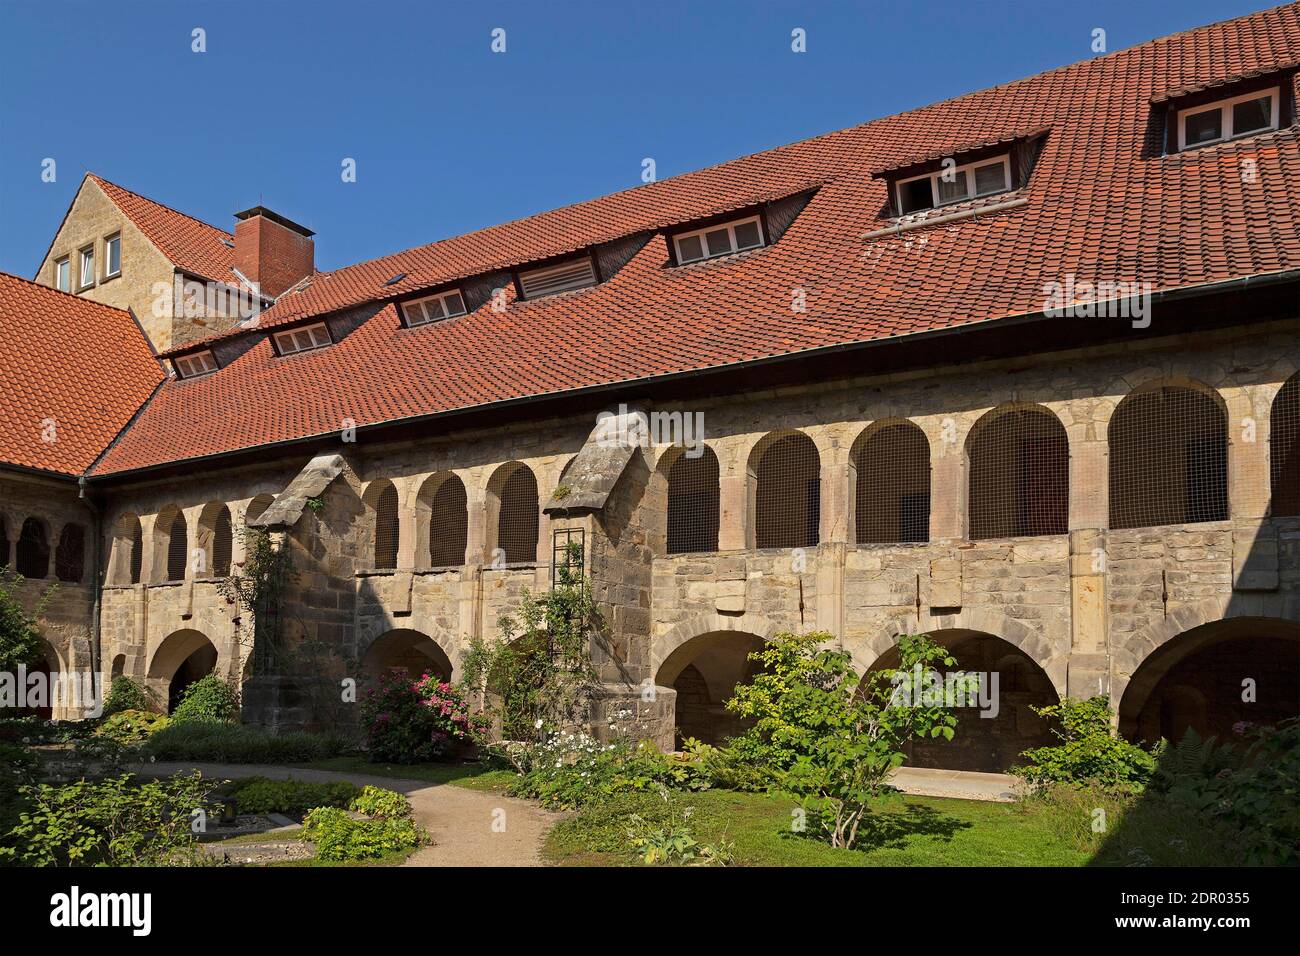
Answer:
(5, 6, 1300, 769)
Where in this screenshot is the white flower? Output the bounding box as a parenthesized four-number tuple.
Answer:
(534, 718, 544, 729)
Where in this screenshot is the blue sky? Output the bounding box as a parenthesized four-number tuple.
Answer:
(0, 0, 1274, 276)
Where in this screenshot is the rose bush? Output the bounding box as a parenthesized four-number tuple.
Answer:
(360, 670, 487, 763)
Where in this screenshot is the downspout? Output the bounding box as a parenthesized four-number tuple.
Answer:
(78, 475, 103, 709)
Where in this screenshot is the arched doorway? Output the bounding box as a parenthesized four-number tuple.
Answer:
(867, 629, 1060, 772)
(361, 629, 453, 683)
(1119, 617, 1300, 744)
(147, 629, 219, 714)
(655, 630, 766, 748)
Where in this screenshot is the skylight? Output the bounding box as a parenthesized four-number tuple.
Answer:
(383, 272, 407, 287)
(402, 288, 467, 327)
(273, 323, 332, 356)
(672, 215, 765, 264)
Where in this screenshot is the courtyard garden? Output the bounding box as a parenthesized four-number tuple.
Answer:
(1, 557, 1296, 868)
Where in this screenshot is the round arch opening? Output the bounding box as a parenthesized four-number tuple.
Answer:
(361, 629, 454, 684)
(867, 629, 1060, 772)
(655, 630, 766, 748)
(1118, 616, 1300, 744)
(148, 629, 219, 714)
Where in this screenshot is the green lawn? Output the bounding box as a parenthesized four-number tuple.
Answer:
(546, 789, 1090, 867)
(296, 756, 515, 792)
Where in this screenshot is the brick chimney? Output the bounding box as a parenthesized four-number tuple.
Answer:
(233, 206, 315, 298)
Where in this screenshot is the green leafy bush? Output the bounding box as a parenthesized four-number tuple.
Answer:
(625, 800, 733, 866)
(349, 785, 412, 819)
(143, 721, 347, 763)
(170, 674, 240, 724)
(300, 806, 422, 862)
(0, 771, 215, 866)
(94, 709, 170, 744)
(0, 741, 37, 807)
(102, 676, 155, 716)
(228, 777, 360, 815)
(1147, 719, 1300, 865)
(0, 716, 95, 744)
(1010, 696, 1159, 794)
(0, 568, 51, 676)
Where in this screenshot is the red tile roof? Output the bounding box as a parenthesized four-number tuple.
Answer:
(91, 3, 1300, 475)
(0, 273, 163, 476)
(89, 175, 240, 286)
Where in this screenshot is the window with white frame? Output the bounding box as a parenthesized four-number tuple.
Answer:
(174, 350, 217, 378)
(894, 155, 1012, 215)
(104, 234, 121, 277)
(273, 322, 332, 355)
(78, 246, 95, 288)
(55, 257, 70, 292)
(516, 256, 597, 299)
(401, 288, 467, 327)
(672, 215, 766, 264)
(1177, 87, 1279, 151)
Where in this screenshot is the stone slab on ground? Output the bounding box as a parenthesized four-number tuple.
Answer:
(888, 767, 1021, 802)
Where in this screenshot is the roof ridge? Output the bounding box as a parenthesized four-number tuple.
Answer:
(89, 173, 234, 239)
(0, 269, 134, 315)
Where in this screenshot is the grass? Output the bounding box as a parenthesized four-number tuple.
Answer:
(296, 756, 516, 792)
(545, 789, 1092, 867)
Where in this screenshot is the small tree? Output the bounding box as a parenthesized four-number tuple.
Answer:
(728, 631, 968, 849)
(0, 568, 52, 675)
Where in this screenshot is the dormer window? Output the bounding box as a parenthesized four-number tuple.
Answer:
(273, 322, 332, 356)
(174, 350, 217, 378)
(516, 255, 597, 299)
(402, 288, 467, 327)
(672, 215, 765, 264)
(1177, 87, 1278, 150)
(895, 155, 1011, 215)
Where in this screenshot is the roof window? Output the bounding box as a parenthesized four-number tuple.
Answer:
(672, 215, 765, 264)
(174, 350, 217, 378)
(402, 288, 467, 327)
(273, 322, 332, 356)
(895, 155, 1011, 215)
(1177, 86, 1279, 150)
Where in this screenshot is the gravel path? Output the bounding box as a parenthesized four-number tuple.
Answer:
(138, 762, 563, 867)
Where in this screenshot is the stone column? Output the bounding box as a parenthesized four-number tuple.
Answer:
(930, 450, 966, 541)
(718, 474, 748, 551)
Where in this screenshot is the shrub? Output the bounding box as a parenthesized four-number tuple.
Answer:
(300, 806, 422, 862)
(228, 777, 360, 815)
(349, 785, 412, 819)
(508, 731, 709, 810)
(94, 709, 170, 744)
(0, 742, 37, 805)
(170, 674, 240, 725)
(1147, 719, 1300, 866)
(0, 771, 215, 866)
(143, 721, 347, 764)
(101, 676, 155, 716)
(1010, 696, 1159, 794)
(360, 671, 484, 764)
(0, 568, 51, 675)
